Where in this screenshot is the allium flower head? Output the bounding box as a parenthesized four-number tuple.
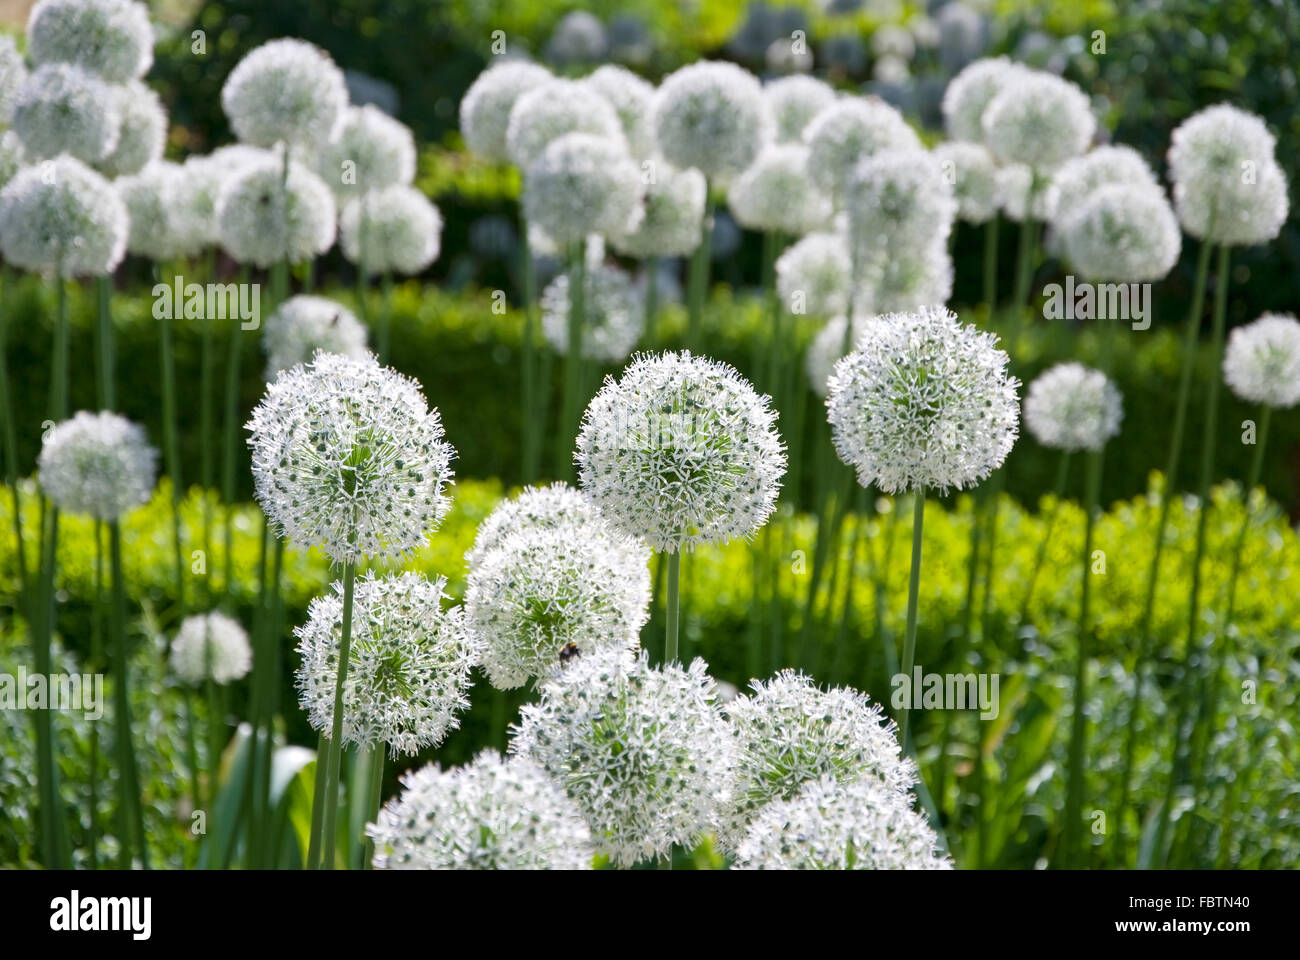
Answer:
(27, 0, 154, 83)
(733, 775, 951, 870)
(1023, 362, 1123, 452)
(1061, 182, 1181, 282)
(941, 56, 1027, 143)
(609, 158, 704, 259)
(845, 148, 957, 263)
(96, 79, 166, 178)
(169, 612, 252, 686)
(369, 752, 594, 870)
(864, 239, 954, 315)
(221, 38, 347, 149)
(541, 260, 645, 364)
(728, 143, 832, 235)
(995, 162, 1052, 222)
(0, 35, 29, 124)
(340, 185, 442, 275)
(982, 70, 1094, 172)
(12, 62, 121, 163)
(827, 305, 1020, 494)
(116, 160, 184, 260)
(652, 60, 772, 183)
(775, 230, 852, 318)
(1223, 313, 1300, 409)
(169, 154, 230, 255)
(522, 132, 644, 250)
(37, 410, 156, 519)
(932, 141, 998, 224)
(505, 78, 625, 169)
(765, 74, 836, 143)
(459, 59, 554, 164)
(576, 351, 786, 552)
(464, 482, 603, 570)
(1047, 145, 1158, 228)
(0, 154, 128, 276)
(295, 572, 479, 755)
(805, 313, 868, 398)
(803, 97, 921, 203)
(510, 648, 729, 867)
(316, 104, 416, 198)
(216, 153, 336, 267)
(584, 64, 656, 160)
(246, 351, 456, 564)
(263, 294, 368, 381)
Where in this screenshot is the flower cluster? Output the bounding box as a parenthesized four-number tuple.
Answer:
(460, 60, 553, 164)
(262, 295, 368, 381)
(541, 259, 645, 364)
(803, 97, 920, 203)
(27, 0, 153, 83)
(522, 132, 643, 249)
(316, 104, 417, 198)
(340, 185, 442, 276)
(221, 38, 347, 150)
(653, 60, 771, 184)
(37, 410, 156, 520)
(727, 143, 831, 236)
(609, 159, 705, 259)
(775, 231, 852, 318)
(169, 612, 252, 686)
(1023, 362, 1124, 453)
(765, 74, 835, 143)
(216, 152, 337, 267)
(0, 154, 127, 275)
(1223, 313, 1300, 409)
(505, 78, 625, 169)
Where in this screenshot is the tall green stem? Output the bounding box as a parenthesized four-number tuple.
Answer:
(157, 266, 186, 626)
(361, 744, 385, 869)
(110, 520, 148, 867)
(555, 244, 586, 481)
(686, 193, 715, 349)
(320, 561, 357, 869)
(665, 551, 680, 664)
(519, 212, 540, 484)
(898, 492, 926, 752)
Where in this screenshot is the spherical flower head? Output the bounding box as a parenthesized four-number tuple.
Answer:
(221, 38, 347, 149)
(0, 154, 128, 276)
(96, 79, 166, 178)
(169, 154, 229, 255)
(803, 97, 920, 204)
(576, 351, 786, 552)
(510, 648, 729, 867)
(541, 260, 645, 364)
(37, 410, 156, 519)
(466, 521, 650, 690)
(733, 774, 952, 870)
(216, 153, 336, 267)
(719, 670, 916, 850)
(0, 132, 24, 189)
(505, 78, 625, 170)
(459, 59, 553, 164)
(246, 351, 456, 564)
(369, 752, 594, 870)
(0, 34, 29, 124)
(169, 611, 252, 686)
(864, 239, 954, 315)
(776, 230, 852, 318)
(263, 294, 367, 382)
(1061, 182, 1181, 282)
(295, 572, 480, 756)
(1023, 362, 1123, 452)
(27, 0, 154, 83)
(340, 185, 442, 275)
(827, 306, 1020, 494)
(995, 162, 1052, 222)
(1223, 313, 1300, 409)
(1047, 145, 1158, 229)
(12, 62, 121, 163)
(765, 74, 836, 143)
(941, 56, 1027, 143)
(932, 141, 997, 224)
(609, 157, 704, 259)
(316, 104, 416, 198)
(116, 160, 185, 261)
(728, 143, 832, 236)
(845, 148, 957, 265)
(982, 70, 1094, 172)
(805, 313, 871, 399)
(584, 64, 656, 160)
(1168, 104, 1287, 246)
(653, 60, 772, 184)
(522, 132, 644, 250)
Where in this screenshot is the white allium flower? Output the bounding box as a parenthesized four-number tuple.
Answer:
(27, 0, 154, 83)
(932, 141, 998, 224)
(0, 34, 29, 124)
(541, 261, 645, 364)
(765, 74, 836, 143)
(775, 230, 852, 318)
(1061, 182, 1181, 282)
(845, 149, 957, 266)
(1168, 105, 1289, 246)
(369, 752, 594, 870)
(221, 38, 347, 150)
(804, 98, 921, 205)
(1023, 362, 1123, 452)
(315, 104, 416, 198)
(653, 60, 772, 184)
(941, 56, 1028, 143)
(733, 774, 952, 870)
(262, 294, 367, 382)
(995, 162, 1052, 222)
(728, 143, 832, 236)
(505, 78, 625, 170)
(465, 483, 602, 570)
(208, 142, 270, 174)
(1047, 145, 1159, 228)
(340, 185, 442, 275)
(245, 351, 456, 564)
(295, 572, 479, 756)
(510, 648, 729, 867)
(576, 351, 786, 552)
(37, 410, 156, 519)
(720, 670, 916, 849)
(96, 79, 166, 179)
(1223, 313, 1300, 409)
(865, 239, 954, 315)
(982, 70, 1094, 172)
(11, 63, 121, 163)
(169, 612, 252, 686)
(827, 306, 1020, 494)
(584, 64, 656, 160)
(0, 131, 26, 188)
(116, 160, 184, 260)
(169, 154, 228, 255)
(0, 154, 128, 276)
(609, 158, 704, 259)
(805, 313, 867, 398)
(459, 59, 553, 164)
(465, 522, 650, 690)
(216, 153, 336, 267)
(522, 132, 644, 250)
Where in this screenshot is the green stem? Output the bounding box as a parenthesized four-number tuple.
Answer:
(221, 266, 248, 598)
(306, 732, 329, 870)
(378, 270, 393, 364)
(520, 213, 539, 483)
(686, 192, 715, 349)
(156, 266, 186, 629)
(320, 561, 357, 869)
(665, 551, 680, 664)
(898, 492, 926, 752)
(96, 276, 115, 410)
(361, 744, 385, 870)
(644, 256, 660, 346)
(555, 243, 586, 481)
(110, 520, 148, 867)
